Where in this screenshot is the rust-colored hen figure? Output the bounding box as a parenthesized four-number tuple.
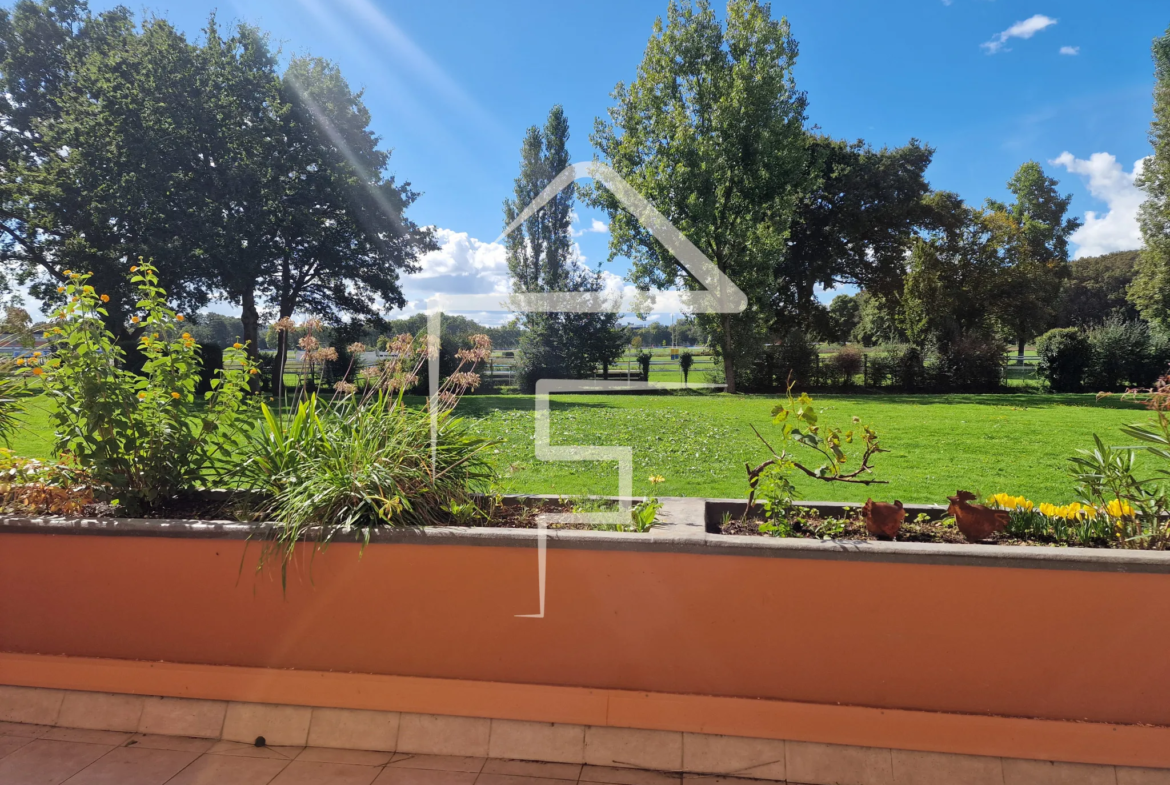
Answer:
(947, 490, 1009, 543)
(863, 499, 904, 539)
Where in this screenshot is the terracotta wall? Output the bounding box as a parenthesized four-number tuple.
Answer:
(2, 532, 1170, 726)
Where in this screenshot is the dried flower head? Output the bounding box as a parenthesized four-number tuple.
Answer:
(347, 342, 366, 354)
(334, 381, 357, 395)
(298, 335, 320, 352)
(274, 317, 296, 333)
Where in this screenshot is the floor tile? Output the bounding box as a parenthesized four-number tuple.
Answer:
(166, 753, 290, 785)
(208, 740, 305, 760)
(125, 734, 217, 753)
(682, 777, 776, 785)
(580, 765, 682, 785)
(488, 721, 585, 765)
(1002, 758, 1115, 785)
(373, 768, 480, 785)
(0, 686, 66, 726)
(59, 745, 199, 784)
(270, 759, 382, 785)
(42, 728, 133, 746)
(482, 759, 582, 780)
(787, 741, 893, 785)
(309, 708, 400, 753)
(56, 692, 144, 734)
(0, 734, 35, 759)
(0, 739, 115, 785)
(297, 747, 395, 766)
(386, 754, 487, 773)
(137, 697, 226, 740)
(222, 703, 312, 747)
(1118, 766, 1170, 785)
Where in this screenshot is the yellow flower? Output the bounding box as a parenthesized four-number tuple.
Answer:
(15, 358, 24, 366)
(176, 314, 184, 321)
(131, 316, 139, 324)
(31, 367, 43, 376)
(249, 368, 259, 375)
(171, 392, 180, 399)
(32, 352, 40, 357)
(130, 266, 139, 272)
(138, 392, 146, 399)
(57, 286, 64, 293)
(1105, 499, 1134, 518)
(100, 294, 109, 303)
(63, 269, 72, 276)
(233, 342, 243, 350)
(182, 333, 191, 340)
(82, 285, 93, 294)
(648, 475, 665, 484)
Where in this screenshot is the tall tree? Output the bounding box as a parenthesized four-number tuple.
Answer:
(1057, 250, 1142, 327)
(985, 161, 1079, 361)
(503, 105, 623, 391)
(0, 1, 216, 331)
(897, 192, 1008, 347)
(591, 0, 808, 393)
(1132, 24, 1170, 328)
(780, 136, 934, 331)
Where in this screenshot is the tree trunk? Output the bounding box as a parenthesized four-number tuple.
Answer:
(1017, 335, 1026, 366)
(602, 361, 609, 380)
(721, 313, 737, 394)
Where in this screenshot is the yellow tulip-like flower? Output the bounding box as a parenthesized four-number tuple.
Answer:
(648, 475, 665, 484)
(1105, 499, 1134, 518)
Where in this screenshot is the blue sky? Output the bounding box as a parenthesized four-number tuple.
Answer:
(77, 0, 1170, 323)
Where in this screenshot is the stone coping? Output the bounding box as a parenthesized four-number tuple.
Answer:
(3, 493, 1170, 574)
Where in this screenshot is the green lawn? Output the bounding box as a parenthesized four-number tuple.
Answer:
(10, 390, 1153, 506)
(456, 392, 1151, 504)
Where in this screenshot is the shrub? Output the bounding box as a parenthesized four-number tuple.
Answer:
(829, 346, 863, 386)
(37, 263, 258, 509)
(770, 329, 819, 388)
(934, 334, 1005, 392)
(869, 344, 923, 390)
(246, 334, 499, 581)
(679, 350, 694, 385)
(1036, 328, 1091, 392)
(637, 350, 653, 381)
(1086, 318, 1150, 392)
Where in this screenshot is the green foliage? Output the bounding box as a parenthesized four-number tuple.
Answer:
(1085, 318, 1152, 391)
(745, 385, 886, 515)
(1131, 24, 1170, 329)
(826, 295, 861, 344)
(933, 333, 1006, 392)
(504, 106, 623, 392)
(1067, 434, 1169, 548)
(1036, 327, 1092, 392)
(38, 262, 258, 508)
(636, 351, 653, 382)
(630, 495, 662, 532)
(249, 333, 499, 580)
(679, 351, 694, 385)
(867, 344, 924, 390)
(1057, 251, 1141, 328)
(590, 0, 809, 392)
(768, 329, 819, 389)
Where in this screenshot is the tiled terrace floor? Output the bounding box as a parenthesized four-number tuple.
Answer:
(0, 721, 703, 785)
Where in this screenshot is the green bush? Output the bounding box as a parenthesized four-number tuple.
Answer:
(770, 329, 819, 388)
(38, 263, 258, 509)
(870, 344, 923, 390)
(934, 334, 1005, 392)
(1086, 318, 1150, 392)
(1036, 328, 1091, 392)
(195, 342, 224, 396)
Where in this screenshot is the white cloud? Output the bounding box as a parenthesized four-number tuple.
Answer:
(982, 14, 1057, 54)
(1059, 45, 1079, 56)
(1050, 151, 1147, 258)
(571, 212, 609, 237)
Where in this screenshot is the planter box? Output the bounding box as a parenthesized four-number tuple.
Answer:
(2, 499, 1170, 773)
